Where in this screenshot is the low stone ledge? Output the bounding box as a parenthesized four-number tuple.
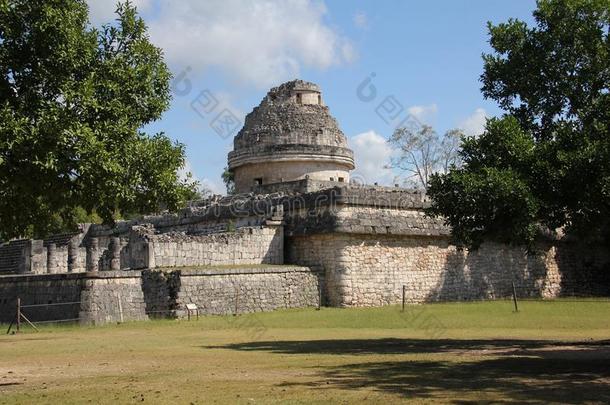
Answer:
(333, 225, 450, 237)
(0, 270, 143, 283)
(153, 265, 317, 277)
(81, 270, 143, 279)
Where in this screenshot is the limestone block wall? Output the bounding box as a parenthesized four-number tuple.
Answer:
(148, 226, 284, 268)
(56, 244, 87, 274)
(0, 271, 148, 325)
(0, 237, 88, 275)
(40, 241, 87, 274)
(141, 266, 320, 316)
(287, 233, 610, 306)
(233, 160, 351, 192)
(0, 239, 29, 274)
(90, 219, 233, 240)
(79, 271, 148, 325)
(0, 273, 84, 323)
(332, 206, 448, 236)
(255, 178, 350, 195)
(141, 270, 177, 317)
(44, 244, 68, 273)
(0, 240, 52, 275)
(0, 221, 285, 275)
(23, 240, 46, 274)
(0, 266, 320, 325)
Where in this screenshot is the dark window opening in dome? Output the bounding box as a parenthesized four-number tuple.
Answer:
(338, 177, 345, 182)
(254, 178, 263, 186)
(330, 177, 335, 182)
(318, 94, 321, 104)
(296, 93, 302, 104)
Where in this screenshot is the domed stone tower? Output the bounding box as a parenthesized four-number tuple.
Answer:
(228, 80, 355, 193)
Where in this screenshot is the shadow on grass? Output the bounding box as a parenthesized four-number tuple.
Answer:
(208, 339, 610, 404)
(208, 338, 610, 355)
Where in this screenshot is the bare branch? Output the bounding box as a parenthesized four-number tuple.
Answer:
(386, 125, 463, 189)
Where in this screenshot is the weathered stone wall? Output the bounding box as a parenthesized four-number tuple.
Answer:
(0, 222, 285, 275)
(89, 217, 233, 240)
(0, 239, 50, 275)
(0, 239, 29, 274)
(44, 244, 68, 274)
(2, 182, 609, 315)
(0, 266, 320, 325)
(233, 160, 351, 193)
(141, 266, 320, 317)
(284, 193, 608, 306)
(287, 233, 610, 306)
(0, 271, 148, 325)
(254, 178, 350, 195)
(79, 271, 148, 325)
(0, 233, 88, 275)
(0, 273, 84, 323)
(148, 226, 283, 268)
(141, 270, 178, 318)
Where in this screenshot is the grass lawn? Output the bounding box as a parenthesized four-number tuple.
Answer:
(1, 299, 609, 404)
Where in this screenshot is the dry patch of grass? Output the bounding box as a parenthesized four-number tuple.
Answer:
(1, 300, 609, 404)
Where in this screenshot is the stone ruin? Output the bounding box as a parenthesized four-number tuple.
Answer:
(1, 80, 608, 325)
(228, 79, 354, 192)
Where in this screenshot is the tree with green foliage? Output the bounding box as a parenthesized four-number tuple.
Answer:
(0, 0, 197, 240)
(427, 0, 610, 248)
(222, 166, 235, 195)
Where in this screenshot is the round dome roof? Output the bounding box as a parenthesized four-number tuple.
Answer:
(228, 80, 354, 170)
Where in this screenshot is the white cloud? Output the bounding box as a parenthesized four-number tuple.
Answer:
(145, 0, 355, 88)
(458, 108, 488, 137)
(407, 104, 438, 125)
(349, 131, 396, 186)
(177, 159, 198, 183)
(353, 11, 368, 29)
(200, 178, 225, 195)
(86, 0, 152, 25)
(178, 159, 224, 195)
(209, 90, 246, 123)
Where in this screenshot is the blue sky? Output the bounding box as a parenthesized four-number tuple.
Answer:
(87, 0, 538, 193)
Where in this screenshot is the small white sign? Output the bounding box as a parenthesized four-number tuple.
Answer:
(185, 303, 198, 311)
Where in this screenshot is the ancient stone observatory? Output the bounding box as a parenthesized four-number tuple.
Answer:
(0, 79, 609, 326)
(228, 80, 355, 193)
